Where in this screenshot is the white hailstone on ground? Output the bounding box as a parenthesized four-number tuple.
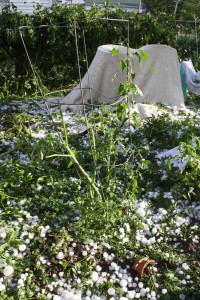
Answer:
(53, 295, 61, 300)
(121, 286, 128, 293)
(138, 282, 143, 289)
(59, 272, 64, 277)
(125, 223, 131, 232)
(28, 233, 34, 239)
(5, 252, 10, 257)
(127, 276, 132, 283)
(137, 208, 146, 217)
(151, 291, 156, 297)
(18, 278, 24, 286)
(20, 273, 28, 279)
(102, 272, 107, 277)
(182, 263, 189, 270)
(134, 277, 139, 282)
(103, 252, 109, 259)
(3, 265, 14, 276)
(126, 290, 136, 299)
(13, 249, 19, 257)
(56, 252, 65, 260)
(0, 231, 6, 239)
(135, 293, 141, 298)
(82, 251, 87, 257)
(141, 237, 148, 245)
(140, 288, 147, 296)
(95, 265, 102, 272)
(0, 284, 6, 291)
(19, 244, 26, 252)
(120, 279, 128, 287)
(136, 235, 141, 241)
(48, 285, 54, 292)
(86, 290, 91, 296)
(158, 208, 167, 216)
(40, 230, 46, 238)
(107, 287, 115, 296)
(119, 297, 128, 300)
(162, 289, 167, 294)
(122, 237, 129, 244)
(151, 228, 157, 235)
(143, 224, 149, 231)
(69, 251, 74, 256)
(91, 272, 99, 282)
(149, 237, 156, 244)
(110, 262, 118, 270)
(119, 228, 125, 234)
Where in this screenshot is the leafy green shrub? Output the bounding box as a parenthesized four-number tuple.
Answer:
(175, 35, 200, 67)
(0, 4, 177, 100)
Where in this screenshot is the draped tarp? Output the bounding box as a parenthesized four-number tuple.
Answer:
(61, 44, 185, 111)
(181, 59, 200, 95)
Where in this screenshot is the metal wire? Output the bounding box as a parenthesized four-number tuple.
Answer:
(18, 17, 134, 192)
(195, 17, 199, 61)
(18, 17, 130, 31)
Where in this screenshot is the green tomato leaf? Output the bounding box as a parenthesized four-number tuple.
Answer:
(133, 178, 138, 190)
(131, 73, 135, 80)
(142, 159, 149, 167)
(139, 49, 149, 61)
(112, 48, 119, 56)
(118, 82, 126, 96)
(67, 160, 73, 168)
(120, 59, 127, 71)
(116, 102, 127, 121)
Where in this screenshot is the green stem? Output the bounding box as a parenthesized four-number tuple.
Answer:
(60, 108, 101, 200)
(0, 145, 20, 158)
(65, 143, 102, 200)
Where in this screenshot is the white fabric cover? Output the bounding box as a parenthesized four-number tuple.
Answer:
(181, 59, 200, 95)
(62, 44, 185, 111)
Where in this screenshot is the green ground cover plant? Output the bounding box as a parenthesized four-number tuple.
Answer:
(0, 93, 200, 299)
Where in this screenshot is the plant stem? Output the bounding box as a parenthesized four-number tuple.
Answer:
(64, 142, 102, 200)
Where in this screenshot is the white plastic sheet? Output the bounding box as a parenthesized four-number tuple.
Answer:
(62, 44, 185, 111)
(181, 59, 200, 95)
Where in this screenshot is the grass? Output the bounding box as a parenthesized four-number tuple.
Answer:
(0, 92, 200, 300)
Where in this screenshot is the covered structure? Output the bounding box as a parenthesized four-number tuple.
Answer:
(61, 44, 185, 112)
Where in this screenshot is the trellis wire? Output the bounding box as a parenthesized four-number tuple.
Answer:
(19, 18, 135, 192)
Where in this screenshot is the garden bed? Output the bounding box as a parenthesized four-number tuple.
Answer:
(0, 97, 200, 300)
